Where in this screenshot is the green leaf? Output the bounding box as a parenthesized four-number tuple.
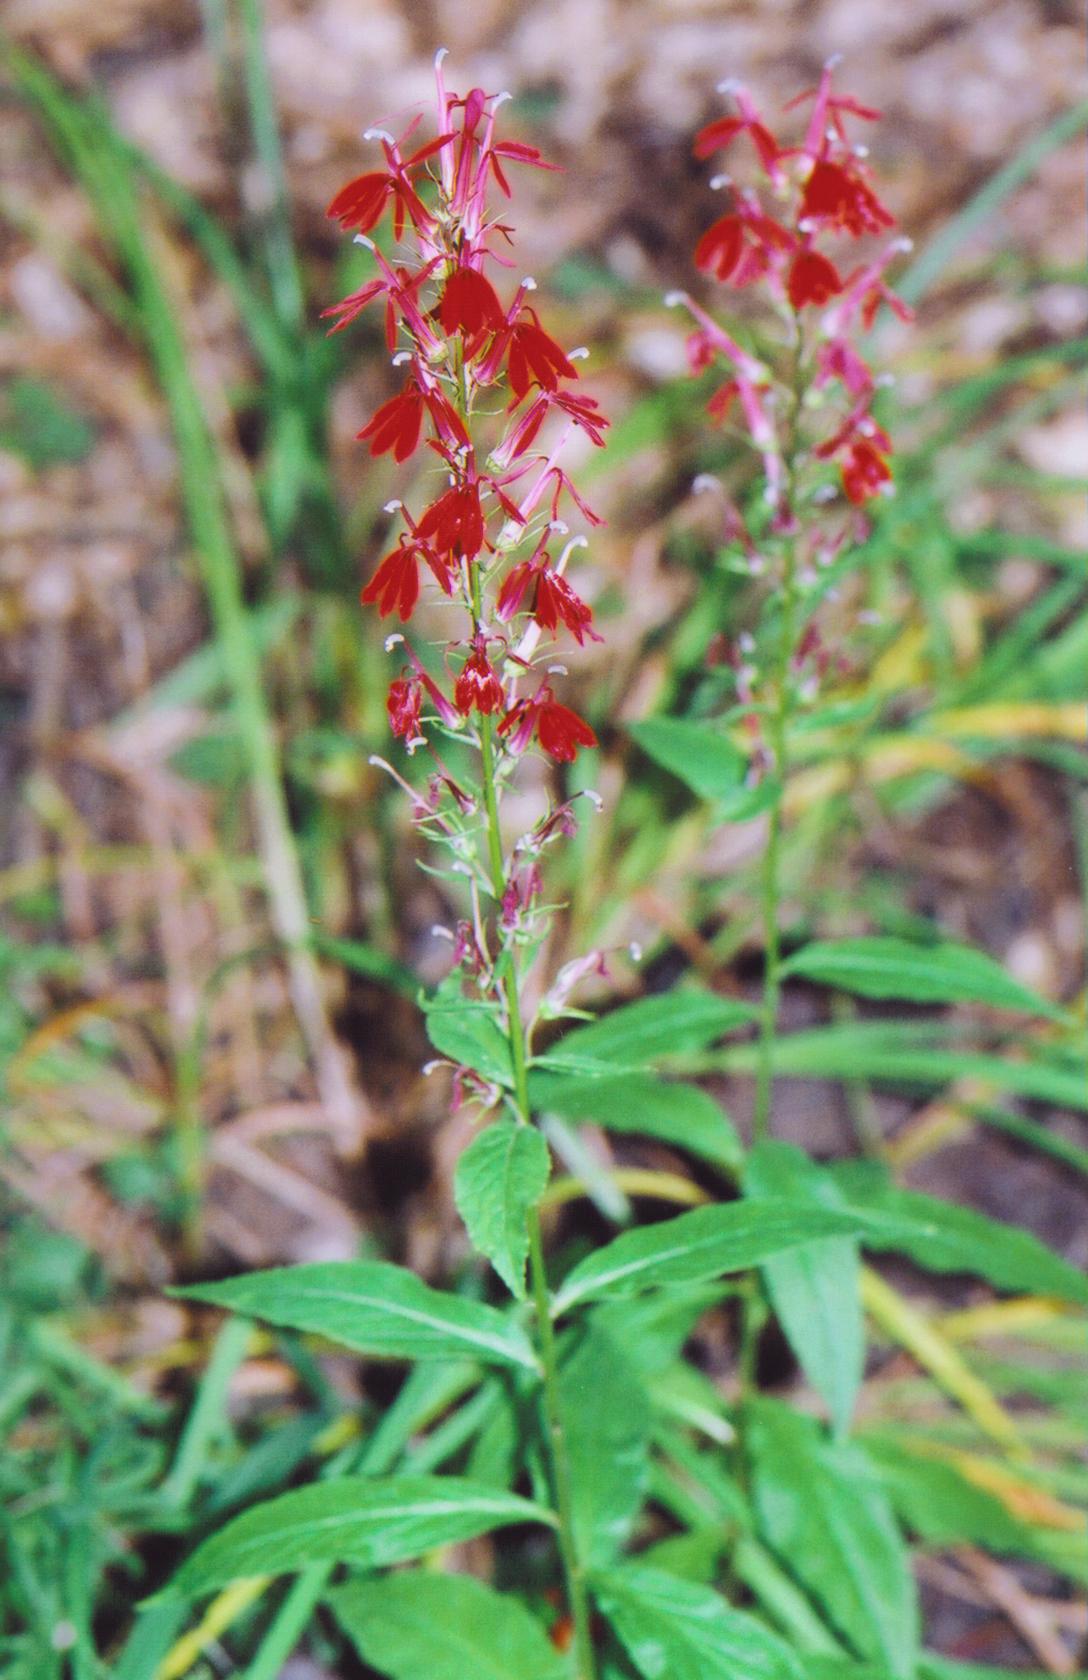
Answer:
(780, 937, 1065, 1020)
(454, 1122, 551, 1298)
(554, 1200, 870, 1314)
(330, 1572, 565, 1680)
(0, 374, 97, 468)
(164, 1474, 553, 1597)
(595, 1564, 805, 1680)
(559, 1324, 651, 1566)
(832, 1162, 1088, 1310)
(745, 1142, 863, 1437)
(172, 1261, 539, 1372)
(720, 1021, 1088, 1111)
(630, 717, 747, 803)
(746, 1400, 920, 1678)
(541, 988, 756, 1076)
(860, 1435, 1033, 1553)
(529, 1070, 742, 1171)
(423, 974, 515, 1086)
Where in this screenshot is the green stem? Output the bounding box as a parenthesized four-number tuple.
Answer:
(478, 711, 597, 1680)
(751, 316, 805, 1147)
(751, 559, 795, 1144)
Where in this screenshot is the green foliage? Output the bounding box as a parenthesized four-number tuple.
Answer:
(165, 1474, 554, 1597)
(455, 1122, 552, 1297)
(0, 375, 96, 468)
(629, 717, 748, 803)
(558, 1324, 651, 1565)
(745, 1401, 921, 1677)
(595, 1565, 806, 1680)
(530, 1069, 743, 1170)
(539, 988, 756, 1075)
(5, 25, 1086, 1680)
(173, 1262, 540, 1370)
(745, 1142, 863, 1437)
(781, 936, 1067, 1020)
(331, 1572, 566, 1680)
(554, 1201, 871, 1311)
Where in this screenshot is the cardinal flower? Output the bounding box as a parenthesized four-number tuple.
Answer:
(417, 482, 487, 561)
(438, 266, 505, 339)
(800, 159, 893, 237)
(357, 384, 426, 462)
(362, 537, 453, 620)
(454, 639, 505, 715)
(787, 249, 843, 309)
(499, 684, 597, 763)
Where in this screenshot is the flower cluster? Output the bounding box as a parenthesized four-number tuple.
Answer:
(325, 56, 607, 773)
(672, 58, 911, 513)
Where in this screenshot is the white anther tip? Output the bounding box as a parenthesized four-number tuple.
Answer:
(363, 127, 395, 145)
(629, 942, 643, 962)
(568, 346, 590, 360)
(663, 290, 686, 309)
(434, 46, 448, 68)
(824, 52, 844, 69)
(521, 276, 538, 291)
(383, 499, 403, 513)
(717, 77, 742, 94)
(384, 632, 405, 652)
(709, 174, 731, 191)
(692, 473, 721, 495)
(353, 234, 375, 249)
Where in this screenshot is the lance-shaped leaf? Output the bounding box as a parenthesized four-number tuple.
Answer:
(539, 987, 756, 1077)
(594, 1563, 806, 1680)
(553, 1200, 869, 1314)
(745, 1141, 863, 1438)
(746, 1400, 920, 1678)
(832, 1161, 1088, 1310)
(558, 1323, 651, 1566)
(173, 1261, 538, 1372)
(529, 1070, 743, 1172)
(629, 717, 747, 803)
(164, 1474, 553, 1598)
(423, 973, 515, 1086)
(454, 1121, 550, 1298)
(781, 936, 1066, 1021)
(330, 1571, 566, 1680)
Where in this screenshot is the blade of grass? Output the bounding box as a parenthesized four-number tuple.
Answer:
(896, 101, 1088, 305)
(6, 46, 366, 1155)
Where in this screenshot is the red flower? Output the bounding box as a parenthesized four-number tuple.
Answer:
(498, 684, 597, 763)
(707, 379, 739, 423)
(548, 390, 609, 447)
(438, 267, 505, 339)
(487, 138, 562, 196)
(417, 482, 487, 561)
(454, 641, 505, 715)
(841, 439, 892, 504)
(505, 320, 577, 401)
(326, 170, 396, 234)
(788, 249, 843, 309)
(800, 160, 893, 237)
(534, 567, 599, 645)
(357, 384, 425, 462)
(320, 276, 386, 335)
(387, 677, 422, 739)
(695, 213, 793, 286)
(694, 114, 779, 173)
(326, 130, 450, 238)
(497, 555, 599, 645)
(362, 538, 453, 620)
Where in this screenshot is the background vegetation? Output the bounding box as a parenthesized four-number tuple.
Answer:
(0, 2, 1085, 1676)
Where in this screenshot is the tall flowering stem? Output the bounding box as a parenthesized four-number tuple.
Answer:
(672, 61, 911, 1142)
(326, 54, 607, 1680)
